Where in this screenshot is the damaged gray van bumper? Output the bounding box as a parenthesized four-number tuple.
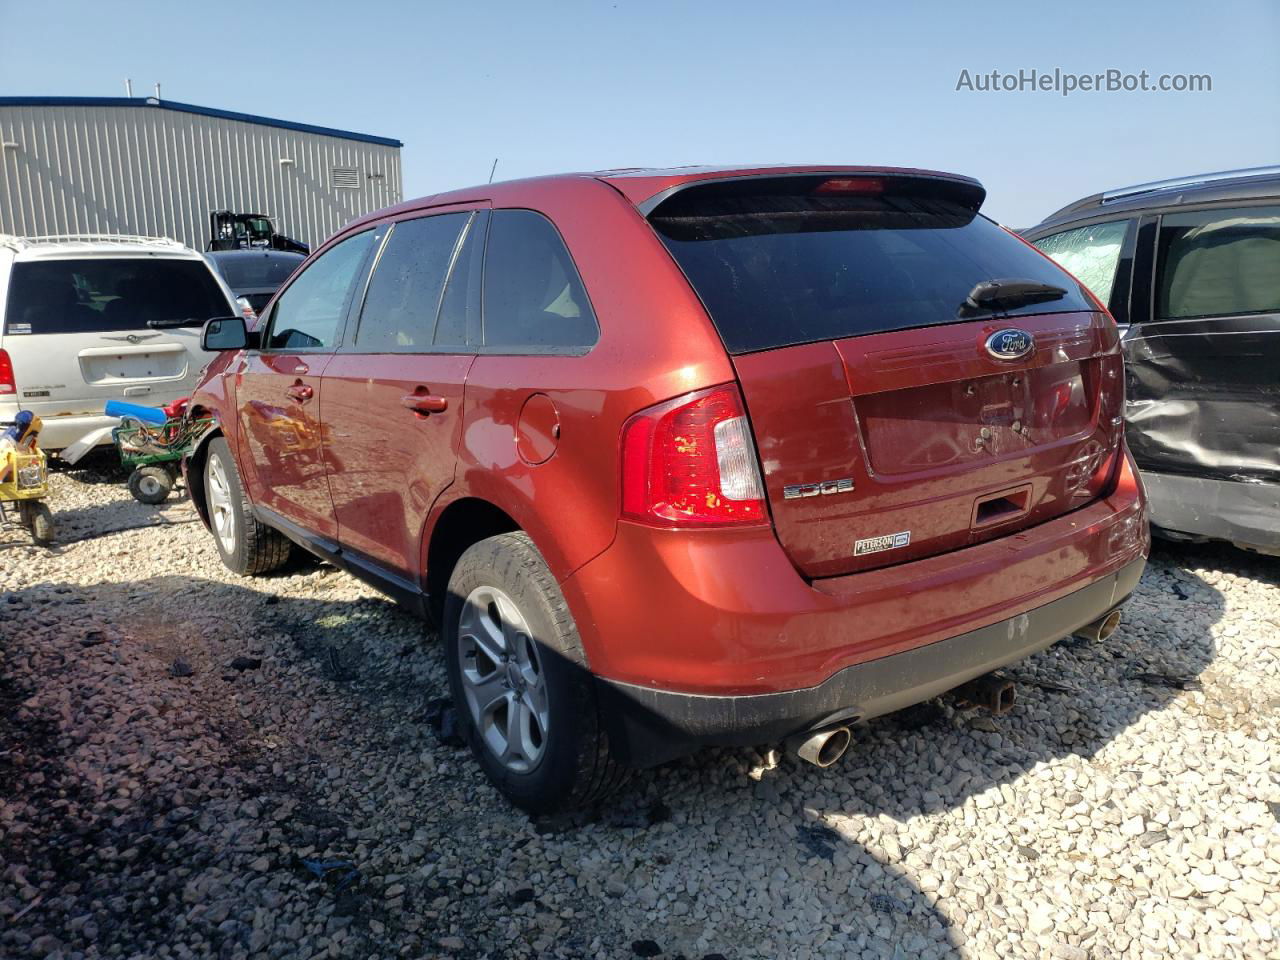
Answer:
(1145, 471, 1280, 555)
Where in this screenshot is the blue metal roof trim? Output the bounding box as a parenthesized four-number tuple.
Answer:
(0, 96, 403, 148)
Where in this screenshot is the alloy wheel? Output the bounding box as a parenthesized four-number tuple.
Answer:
(456, 585, 549, 773)
(205, 453, 237, 554)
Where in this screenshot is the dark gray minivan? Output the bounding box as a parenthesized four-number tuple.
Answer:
(1024, 166, 1280, 555)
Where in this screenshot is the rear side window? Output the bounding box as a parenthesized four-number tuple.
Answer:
(4, 258, 230, 336)
(1033, 220, 1130, 306)
(435, 210, 487, 348)
(482, 210, 598, 352)
(1156, 206, 1280, 319)
(651, 176, 1093, 354)
(266, 230, 374, 350)
(355, 213, 470, 352)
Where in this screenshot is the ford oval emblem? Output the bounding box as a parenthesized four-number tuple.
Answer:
(985, 328, 1035, 361)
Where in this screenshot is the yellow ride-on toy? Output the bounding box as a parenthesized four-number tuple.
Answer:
(0, 413, 54, 546)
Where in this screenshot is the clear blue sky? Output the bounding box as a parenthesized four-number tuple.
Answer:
(3, 0, 1276, 226)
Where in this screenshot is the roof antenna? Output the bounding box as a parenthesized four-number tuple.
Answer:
(124, 78, 133, 98)
(488, 158, 499, 184)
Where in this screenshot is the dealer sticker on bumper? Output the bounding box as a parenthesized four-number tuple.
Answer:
(854, 530, 912, 556)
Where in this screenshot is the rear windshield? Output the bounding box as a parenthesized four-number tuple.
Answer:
(211, 253, 303, 291)
(651, 178, 1093, 354)
(4, 257, 231, 335)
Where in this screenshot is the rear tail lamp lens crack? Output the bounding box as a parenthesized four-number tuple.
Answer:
(621, 384, 767, 527)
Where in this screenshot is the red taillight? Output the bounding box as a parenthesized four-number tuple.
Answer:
(815, 177, 884, 195)
(0, 349, 14, 395)
(621, 384, 767, 528)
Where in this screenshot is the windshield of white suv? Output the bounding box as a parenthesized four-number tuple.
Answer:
(4, 258, 231, 335)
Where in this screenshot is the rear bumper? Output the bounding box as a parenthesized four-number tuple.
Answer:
(1144, 471, 1280, 554)
(562, 449, 1149, 764)
(597, 557, 1143, 765)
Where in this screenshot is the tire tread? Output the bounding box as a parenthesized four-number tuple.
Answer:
(447, 532, 627, 812)
(205, 437, 291, 576)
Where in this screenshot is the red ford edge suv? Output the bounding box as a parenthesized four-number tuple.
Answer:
(185, 165, 1149, 812)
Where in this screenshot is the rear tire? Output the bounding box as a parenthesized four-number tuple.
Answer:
(202, 437, 291, 575)
(444, 532, 627, 814)
(128, 465, 173, 505)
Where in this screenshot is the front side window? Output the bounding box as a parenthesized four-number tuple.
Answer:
(1033, 220, 1130, 306)
(354, 213, 470, 352)
(1156, 206, 1280, 319)
(266, 230, 374, 350)
(482, 210, 598, 352)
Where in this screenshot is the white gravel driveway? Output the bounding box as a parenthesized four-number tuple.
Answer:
(1, 455, 1277, 960)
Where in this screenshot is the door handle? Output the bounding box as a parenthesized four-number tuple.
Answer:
(286, 383, 314, 403)
(400, 392, 448, 415)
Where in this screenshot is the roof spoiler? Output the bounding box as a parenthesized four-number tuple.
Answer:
(640, 172, 986, 218)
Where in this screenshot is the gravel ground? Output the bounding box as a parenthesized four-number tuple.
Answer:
(1, 454, 1278, 960)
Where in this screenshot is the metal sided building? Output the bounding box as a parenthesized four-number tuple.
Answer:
(0, 96, 403, 250)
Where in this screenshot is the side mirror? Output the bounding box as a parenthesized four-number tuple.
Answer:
(202, 315, 252, 351)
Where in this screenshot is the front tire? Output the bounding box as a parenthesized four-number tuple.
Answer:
(202, 437, 291, 575)
(444, 532, 626, 814)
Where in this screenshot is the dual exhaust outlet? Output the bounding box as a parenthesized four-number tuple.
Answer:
(784, 609, 1123, 768)
(785, 725, 854, 768)
(1073, 608, 1123, 644)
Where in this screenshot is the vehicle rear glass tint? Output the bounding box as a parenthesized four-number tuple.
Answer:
(5, 258, 230, 335)
(212, 253, 303, 290)
(650, 177, 1093, 354)
(482, 210, 598, 352)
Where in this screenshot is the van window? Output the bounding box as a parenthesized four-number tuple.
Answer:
(355, 213, 469, 352)
(482, 210, 598, 351)
(266, 230, 374, 351)
(1156, 206, 1280, 319)
(1033, 220, 1130, 306)
(4, 258, 230, 336)
(651, 176, 1093, 354)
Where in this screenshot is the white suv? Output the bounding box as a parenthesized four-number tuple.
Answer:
(0, 235, 239, 452)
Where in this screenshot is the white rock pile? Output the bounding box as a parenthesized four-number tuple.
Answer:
(0, 456, 1276, 959)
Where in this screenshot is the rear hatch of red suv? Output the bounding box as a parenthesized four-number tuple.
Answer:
(647, 172, 1124, 578)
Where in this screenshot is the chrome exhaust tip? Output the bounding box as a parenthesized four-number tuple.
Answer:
(786, 725, 852, 768)
(1074, 609, 1123, 643)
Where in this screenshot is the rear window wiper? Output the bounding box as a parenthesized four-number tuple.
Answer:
(146, 317, 205, 329)
(960, 279, 1068, 316)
